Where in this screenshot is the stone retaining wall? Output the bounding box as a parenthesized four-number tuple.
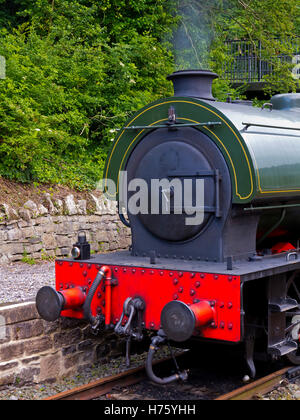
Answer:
(0, 193, 131, 264)
(0, 302, 125, 387)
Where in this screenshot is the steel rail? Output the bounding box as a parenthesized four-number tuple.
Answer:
(45, 367, 146, 401)
(45, 359, 298, 401)
(44, 355, 185, 401)
(215, 367, 291, 400)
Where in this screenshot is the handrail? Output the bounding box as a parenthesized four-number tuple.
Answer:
(242, 122, 300, 131)
(118, 121, 222, 131)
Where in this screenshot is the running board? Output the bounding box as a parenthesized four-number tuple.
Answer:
(269, 340, 298, 357)
(269, 298, 298, 313)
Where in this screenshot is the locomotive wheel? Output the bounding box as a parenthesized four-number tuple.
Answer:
(286, 272, 300, 365)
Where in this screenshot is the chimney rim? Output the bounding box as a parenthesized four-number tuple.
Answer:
(167, 69, 219, 81)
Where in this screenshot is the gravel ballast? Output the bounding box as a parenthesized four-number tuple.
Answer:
(0, 261, 55, 304)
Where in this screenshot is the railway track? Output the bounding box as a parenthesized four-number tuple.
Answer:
(216, 366, 297, 400)
(44, 359, 300, 401)
(44, 355, 183, 401)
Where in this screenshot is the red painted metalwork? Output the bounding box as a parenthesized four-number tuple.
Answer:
(60, 287, 86, 311)
(56, 261, 241, 343)
(272, 242, 296, 254)
(101, 266, 113, 326)
(191, 301, 215, 328)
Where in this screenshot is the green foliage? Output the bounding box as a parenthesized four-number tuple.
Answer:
(21, 249, 36, 265)
(169, 0, 300, 99)
(0, 0, 175, 189)
(0, 0, 299, 189)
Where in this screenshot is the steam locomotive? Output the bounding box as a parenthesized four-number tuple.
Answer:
(36, 70, 300, 383)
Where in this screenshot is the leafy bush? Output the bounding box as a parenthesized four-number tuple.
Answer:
(0, 1, 175, 189)
(0, 0, 299, 190)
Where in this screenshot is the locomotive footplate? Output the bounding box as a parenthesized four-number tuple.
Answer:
(54, 253, 241, 343)
(53, 250, 300, 343)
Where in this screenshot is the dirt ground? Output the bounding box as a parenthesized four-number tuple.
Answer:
(0, 177, 102, 210)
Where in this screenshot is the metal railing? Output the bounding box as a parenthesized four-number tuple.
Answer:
(223, 38, 300, 83)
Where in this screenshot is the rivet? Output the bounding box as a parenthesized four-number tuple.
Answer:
(115, 268, 118, 272)
(228, 302, 233, 309)
(123, 268, 127, 273)
(210, 301, 215, 307)
(150, 322, 155, 329)
(88, 264, 92, 269)
(132, 269, 136, 274)
(160, 272, 164, 276)
(97, 292, 102, 299)
(220, 322, 225, 329)
(190, 289, 196, 297)
(191, 273, 195, 278)
(83, 271, 88, 277)
(228, 323, 233, 330)
(69, 262, 73, 267)
(80, 263, 84, 268)
(142, 270, 145, 274)
(228, 276, 233, 282)
(173, 278, 179, 285)
(169, 272, 174, 277)
(88, 279, 92, 285)
(178, 287, 184, 294)
(97, 307, 102, 314)
(173, 294, 179, 300)
(150, 270, 154, 275)
(179, 272, 183, 277)
(200, 274, 206, 279)
(219, 302, 225, 308)
(195, 281, 201, 288)
(214, 275, 219, 280)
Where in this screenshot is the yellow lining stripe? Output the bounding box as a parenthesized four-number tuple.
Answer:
(203, 125, 238, 192)
(117, 118, 168, 188)
(116, 119, 242, 199)
(105, 100, 254, 200)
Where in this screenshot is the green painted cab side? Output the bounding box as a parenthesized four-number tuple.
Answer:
(103, 97, 256, 204)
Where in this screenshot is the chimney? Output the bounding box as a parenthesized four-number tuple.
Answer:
(167, 70, 218, 101)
